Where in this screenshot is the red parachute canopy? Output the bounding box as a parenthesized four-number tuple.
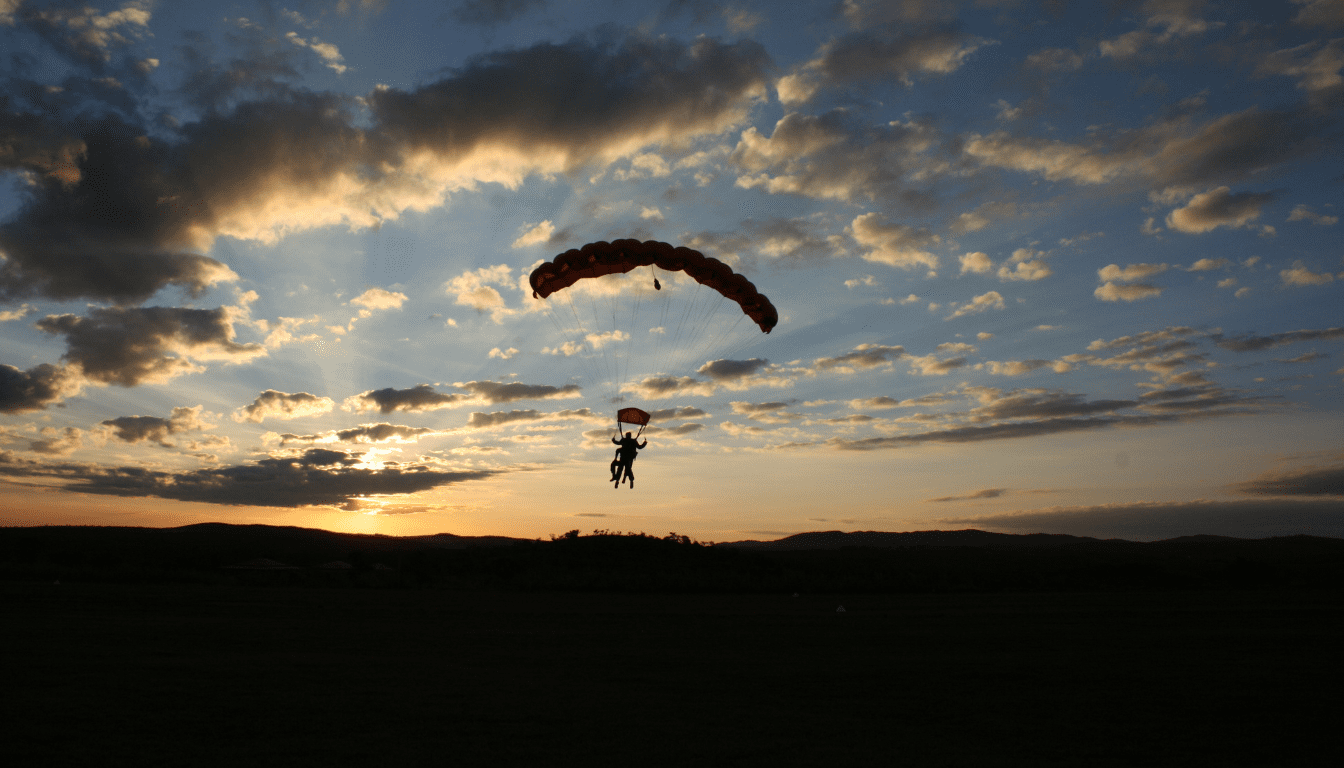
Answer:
(528, 239, 778, 334)
(616, 407, 651, 427)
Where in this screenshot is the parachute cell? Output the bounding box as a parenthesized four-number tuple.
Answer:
(616, 407, 651, 426)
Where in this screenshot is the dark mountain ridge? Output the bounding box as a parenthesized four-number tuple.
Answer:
(2, 523, 1341, 592)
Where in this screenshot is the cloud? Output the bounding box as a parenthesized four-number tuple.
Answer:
(233, 390, 335, 423)
(584, 330, 628, 349)
(1232, 463, 1344, 496)
(907, 354, 968, 375)
(512, 220, 556, 248)
(455, 380, 582, 403)
(0, 447, 495, 510)
(1095, 282, 1163, 302)
(28, 427, 84, 456)
(983, 360, 1056, 376)
(730, 110, 942, 207)
(1166, 187, 1274, 233)
(444, 265, 517, 322)
(343, 379, 580, 414)
(937, 498, 1344, 540)
(950, 200, 1018, 235)
(647, 406, 708, 422)
(466, 410, 544, 428)
(344, 384, 468, 414)
(686, 218, 845, 264)
(698, 358, 771, 381)
(1287, 204, 1339, 225)
(1291, 0, 1344, 28)
(36, 306, 266, 387)
(1187, 258, 1228, 271)
(273, 423, 442, 445)
(100, 405, 211, 447)
(959, 252, 992, 274)
(848, 213, 939, 270)
(1097, 0, 1221, 61)
(285, 32, 347, 73)
(1024, 47, 1084, 71)
(997, 260, 1051, 282)
(926, 488, 1007, 502)
(622, 376, 718, 399)
(945, 291, 1004, 320)
(848, 393, 951, 410)
(350, 288, 408, 310)
(1257, 38, 1344, 93)
(779, 24, 990, 104)
(1210, 327, 1344, 352)
(1280, 261, 1335, 286)
(1, 33, 769, 304)
(0, 304, 33, 321)
(489, 347, 519, 360)
(963, 106, 1330, 194)
(1098, 263, 1169, 282)
(0, 363, 83, 413)
(814, 344, 907, 372)
(829, 382, 1264, 453)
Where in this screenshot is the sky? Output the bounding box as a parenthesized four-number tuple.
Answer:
(1, 0, 1342, 542)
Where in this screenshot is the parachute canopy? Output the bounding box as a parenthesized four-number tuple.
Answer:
(529, 239, 778, 334)
(616, 407, 651, 427)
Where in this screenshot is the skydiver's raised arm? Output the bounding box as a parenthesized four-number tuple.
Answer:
(637, 439, 647, 449)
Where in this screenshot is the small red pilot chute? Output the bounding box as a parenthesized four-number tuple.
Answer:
(616, 407, 651, 437)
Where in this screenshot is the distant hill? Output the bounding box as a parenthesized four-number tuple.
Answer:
(719, 529, 1121, 550)
(2, 523, 1341, 592)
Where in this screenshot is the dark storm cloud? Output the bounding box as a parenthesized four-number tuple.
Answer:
(0, 448, 494, 509)
(0, 33, 770, 305)
(697, 358, 771, 381)
(36, 306, 264, 386)
(456, 380, 582, 403)
(1210, 327, 1344, 352)
(450, 0, 547, 26)
(1232, 464, 1344, 496)
(0, 114, 240, 304)
(939, 498, 1344, 540)
(0, 363, 80, 413)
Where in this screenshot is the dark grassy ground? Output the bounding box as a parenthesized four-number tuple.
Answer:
(4, 582, 1339, 767)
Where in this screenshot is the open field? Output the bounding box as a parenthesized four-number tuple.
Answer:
(4, 582, 1340, 767)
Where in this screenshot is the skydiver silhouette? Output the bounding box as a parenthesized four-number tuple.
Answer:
(610, 431, 647, 489)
